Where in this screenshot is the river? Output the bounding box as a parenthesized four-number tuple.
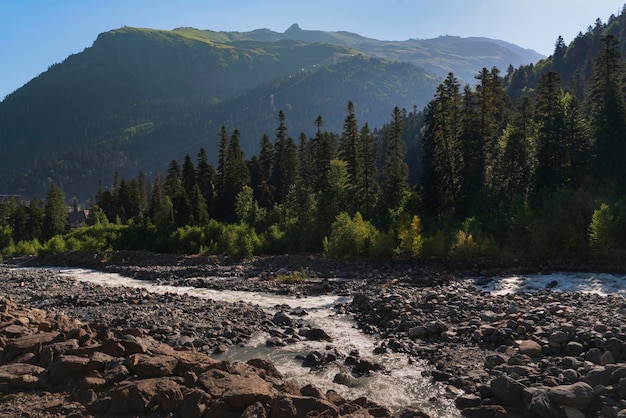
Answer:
(55, 268, 460, 417)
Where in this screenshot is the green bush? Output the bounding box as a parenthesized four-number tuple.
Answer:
(421, 229, 449, 257)
(44, 235, 67, 253)
(323, 212, 378, 258)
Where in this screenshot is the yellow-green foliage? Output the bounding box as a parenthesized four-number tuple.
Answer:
(323, 212, 378, 258)
(44, 235, 66, 254)
(588, 202, 616, 255)
(449, 218, 498, 259)
(397, 215, 424, 257)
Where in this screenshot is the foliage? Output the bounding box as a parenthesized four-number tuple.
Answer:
(397, 214, 424, 258)
(588, 202, 619, 255)
(275, 268, 308, 284)
(323, 212, 378, 258)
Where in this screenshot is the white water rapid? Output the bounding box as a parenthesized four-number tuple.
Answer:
(54, 268, 460, 417)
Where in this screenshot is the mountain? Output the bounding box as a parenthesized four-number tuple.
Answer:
(505, 12, 626, 102)
(0, 24, 541, 200)
(182, 23, 545, 82)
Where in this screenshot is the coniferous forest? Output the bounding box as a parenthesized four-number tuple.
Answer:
(3, 14, 626, 261)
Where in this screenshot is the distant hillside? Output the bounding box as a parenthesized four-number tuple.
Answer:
(179, 24, 545, 82)
(0, 27, 439, 200)
(505, 11, 626, 101)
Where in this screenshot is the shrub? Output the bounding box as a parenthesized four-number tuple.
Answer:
(421, 229, 448, 257)
(323, 212, 378, 258)
(397, 215, 424, 258)
(588, 202, 618, 255)
(44, 235, 66, 254)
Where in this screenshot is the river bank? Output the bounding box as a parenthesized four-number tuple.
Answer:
(2, 251, 626, 417)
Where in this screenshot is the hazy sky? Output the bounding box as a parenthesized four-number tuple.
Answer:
(1, 0, 624, 100)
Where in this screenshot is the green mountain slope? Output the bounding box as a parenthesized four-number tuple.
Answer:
(0, 27, 439, 200)
(179, 23, 544, 82)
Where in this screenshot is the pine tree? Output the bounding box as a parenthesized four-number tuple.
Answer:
(43, 184, 67, 240)
(357, 123, 379, 219)
(221, 129, 250, 221)
(196, 148, 216, 217)
(383, 106, 408, 212)
(533, 70, 565, 198)
(339, 101, 361, 189)
(588, 34, 626, 190)
(421, 73, 463, 221)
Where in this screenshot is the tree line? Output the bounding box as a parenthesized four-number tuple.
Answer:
(2, 34, 626, 260)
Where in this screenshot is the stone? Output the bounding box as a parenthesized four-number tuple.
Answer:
(549, 331, 570, 344)
(565, 341, 584, 357)
(199, 369, 275, 412)
(127, 353, 178, 378)
(490, 375, 526, 404)
(49, 354, 90, 383)
(408, 326, 428, 338)
(548, 382, 595, 409)
(600, 350, 615, 366)
(247, 358, 283, 379)
(272, 312, 292, 326)
(305, 328, 332, 341)
(519, 340, 543, 357)
(460, 405, 507, 417)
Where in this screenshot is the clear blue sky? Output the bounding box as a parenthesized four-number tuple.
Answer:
(1, 0, 624, 100)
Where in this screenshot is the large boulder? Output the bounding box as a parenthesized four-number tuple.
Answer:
(548, 382, 595, 409)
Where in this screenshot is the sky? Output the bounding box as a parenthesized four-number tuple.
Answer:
(1, 0, 624, 100)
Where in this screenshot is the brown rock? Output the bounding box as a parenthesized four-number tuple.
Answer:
(80, 376, 108, 390)
(179, 387, 212, 417)
(109, 377, 184, 414)
(247, 358, 283, 380)
(127, 353, 178, 378)
(241, 401, 268, 418)
(4, 331, 61, 360)
(173, 349, 220, 375)
(49, 354, 90, 383)
(199, 368, 275, 412)
(519, 340, 543, 357)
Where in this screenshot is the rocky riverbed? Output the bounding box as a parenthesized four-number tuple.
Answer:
(2, 252, 626, 417)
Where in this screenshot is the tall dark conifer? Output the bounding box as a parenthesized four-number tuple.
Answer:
(383, 106, 408, 212)
(588, 34, 626, 190)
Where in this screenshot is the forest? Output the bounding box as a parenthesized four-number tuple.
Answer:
(2, 16, 626, 262)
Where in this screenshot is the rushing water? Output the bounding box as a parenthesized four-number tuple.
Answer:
(54, 268, 460, 417)
(470, 271, 626, 296)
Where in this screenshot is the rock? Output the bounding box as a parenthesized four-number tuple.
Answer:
(199, 368, 275, 412)
(565, 341, 584, 357)
(549, 331, 570, 344)
(490, 375, 526, 404)
(600, 350, 615, 365)
(49, 354, 90, 383)
(266, 336, 286, 347)
(304, 328, 332, 341)
(461, 404, 507, 417)
(548, 382, 595, 409)
(408, 326, 428, 338)
(127, 354, 178, 378)
(247, 358, 283, 379)
(272, 312, 292, 326)
(302, 351, 324, 367)
(241, 401, 267, 418)
(519, 340, 543, 357)
(109, 377, 184, 414)
(484, 353, 507, 369)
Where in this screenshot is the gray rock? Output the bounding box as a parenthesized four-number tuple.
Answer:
(490, 375, 526, 404)
(519, 340, 543, 357)
(548, 382, 595, 409)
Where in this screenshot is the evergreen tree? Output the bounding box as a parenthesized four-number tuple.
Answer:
(533, 70, 565, 198)
(588, 34, 626, 190)
(382, 106, 409, 213)
(270, 111, 299, 203)
(196, 148, 216, 217)
(421, 73, 463, 221)
(339, 101, 361, 190)
(43, 184, 67, 240)
(182, 154, 197, 198)
(357, 123, 380, 219)
(164, 159, 190, 226)
(221, 129, 250, 221)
